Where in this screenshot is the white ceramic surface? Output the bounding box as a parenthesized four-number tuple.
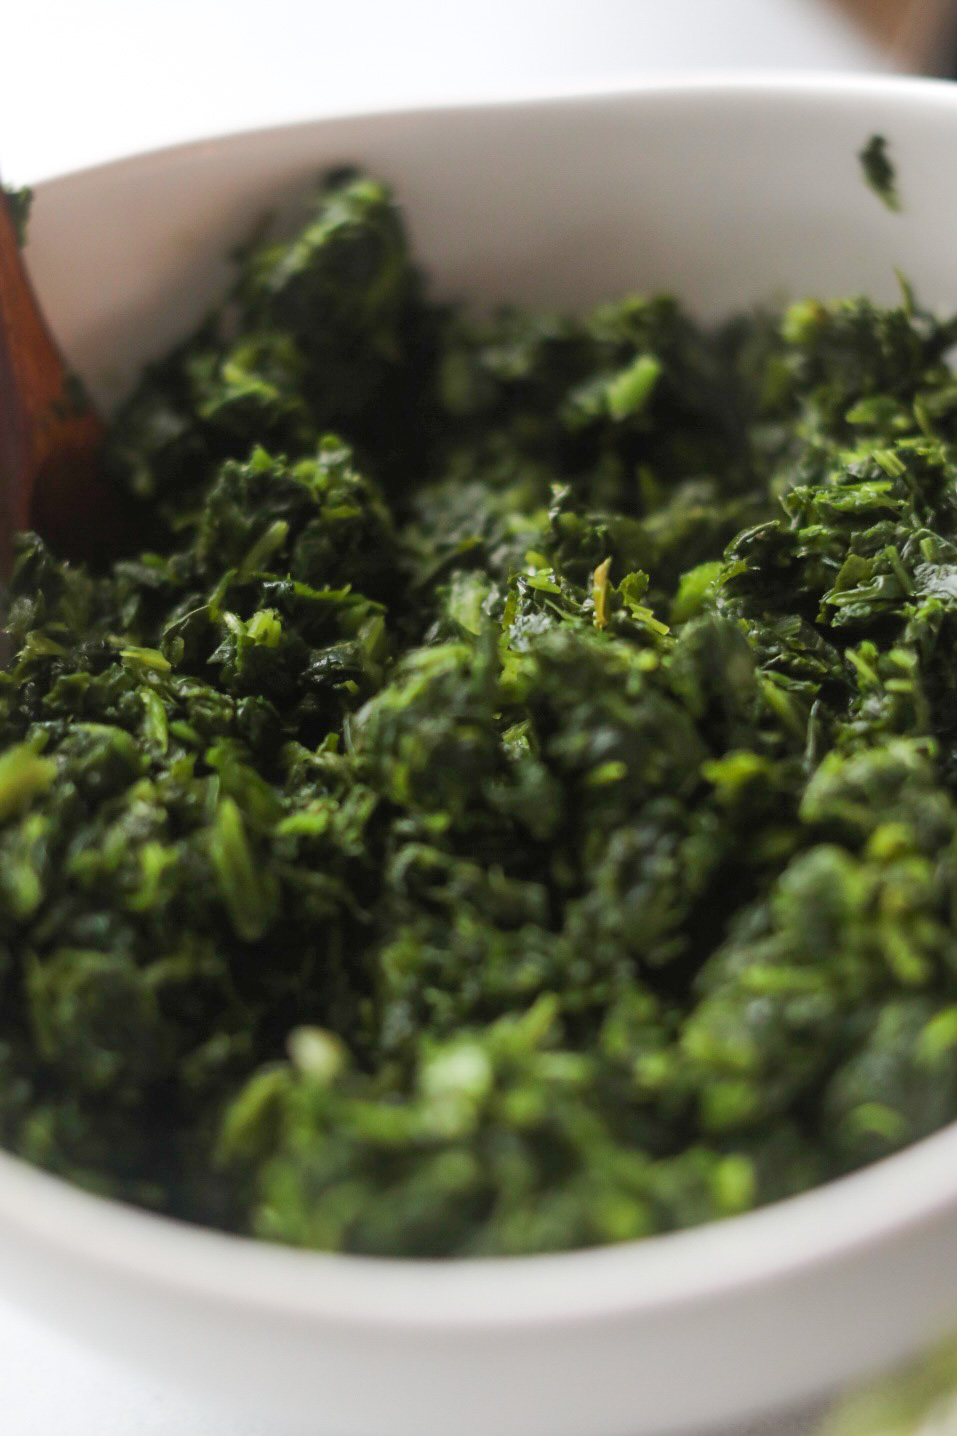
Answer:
(5, 76, 957, 1436)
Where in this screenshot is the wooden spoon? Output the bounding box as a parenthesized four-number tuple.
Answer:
(831, 0, 957, 74)
(0, 181, 112, 581)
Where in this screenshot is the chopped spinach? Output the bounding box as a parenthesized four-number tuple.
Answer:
(2, 169, 957, 1256)
(2, 183, 33, 248)
(859, 134, 901, 213)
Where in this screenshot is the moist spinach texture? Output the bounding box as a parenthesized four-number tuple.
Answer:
(3, 170, 957, 1255)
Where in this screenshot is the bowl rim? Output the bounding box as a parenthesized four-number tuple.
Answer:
(25, 68, 957, 193)
(3, 1119, 957, 1328)
(10, 69, 957, 1333)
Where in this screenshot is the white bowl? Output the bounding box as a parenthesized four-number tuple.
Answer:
(7, 74, 957, 1436)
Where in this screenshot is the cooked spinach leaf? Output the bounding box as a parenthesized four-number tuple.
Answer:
(859, 134, 901, 213)
(3, 169, 957, 1256)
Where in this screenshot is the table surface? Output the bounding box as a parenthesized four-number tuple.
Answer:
(0, 1, 942, 1431)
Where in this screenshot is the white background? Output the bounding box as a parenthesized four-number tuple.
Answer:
(2, 0, 888, 185)
(0, 2, 929, 1432)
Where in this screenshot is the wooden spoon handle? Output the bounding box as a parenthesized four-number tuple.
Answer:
(830, 0, 957, 73)
(0, 186, 41, 568)
(0, 183, 106, 578)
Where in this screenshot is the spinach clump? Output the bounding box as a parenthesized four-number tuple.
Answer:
(3, 170, 957, 1257)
